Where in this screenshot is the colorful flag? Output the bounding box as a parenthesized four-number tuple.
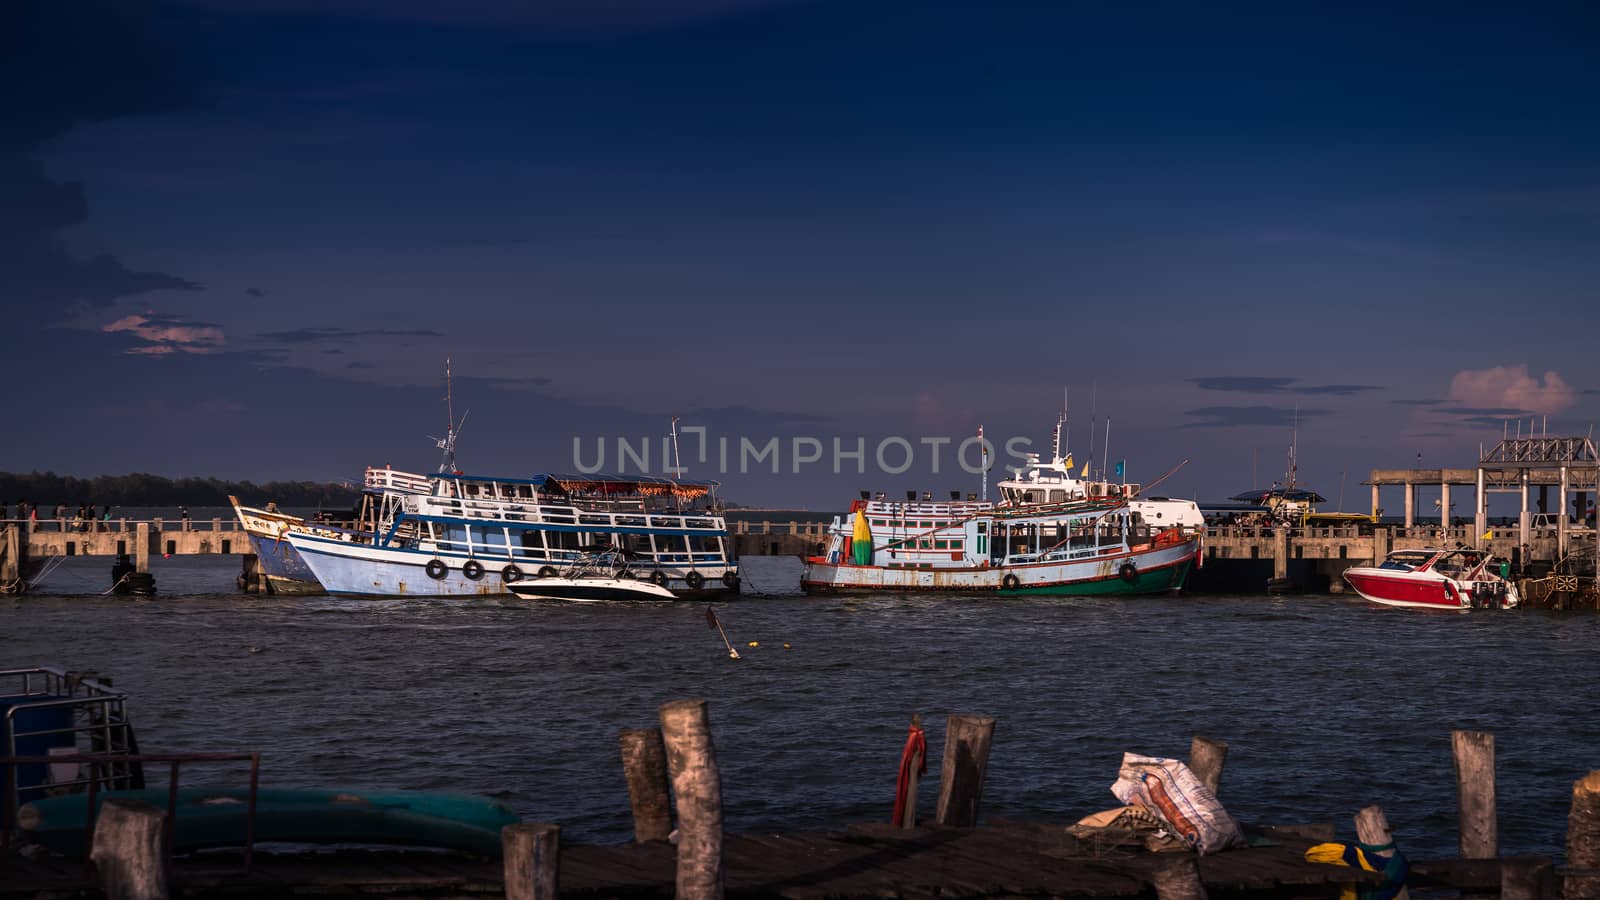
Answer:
(1063, 453, 1074, 470)
(1115, 460, 1126, 478)
(1482, 529, 1494, 541)
(1081, 459, 1091, 476)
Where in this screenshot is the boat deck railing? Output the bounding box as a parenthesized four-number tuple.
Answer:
(405, 495, 728, 533)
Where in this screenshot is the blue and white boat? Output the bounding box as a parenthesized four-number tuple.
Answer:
(285, 471, 740, 598)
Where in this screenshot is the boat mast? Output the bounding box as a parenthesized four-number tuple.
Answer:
(434, 357, 468, 475)
(979, 424, 988, 502)
(670, 417, 684, 511)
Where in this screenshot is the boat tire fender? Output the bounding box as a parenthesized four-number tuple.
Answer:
(462, 560, 485, 581)
(722, 571, 740, 589)
(501, 564, 523, 584)
(424, 559, 448, 580)
(650, 571, 669, 587)
(685, 571, 705, 591)
(1119, 562, 1138, 583)
(536, 566, 558, 579)
(1001, 573, 1020, 591)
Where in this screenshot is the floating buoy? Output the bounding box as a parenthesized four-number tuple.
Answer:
(747, 641, 759, 648)
(783, 643, 792, 650)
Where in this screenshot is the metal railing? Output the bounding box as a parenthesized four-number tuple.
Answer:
(1, 752, 260, 868)
(0, 518, 247, 533)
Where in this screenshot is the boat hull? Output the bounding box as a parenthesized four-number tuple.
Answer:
(802, 538, 1198, 595)
(245, 532, 324, 594)
(288, 532, 738, 598)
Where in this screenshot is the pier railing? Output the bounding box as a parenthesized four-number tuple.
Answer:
(0, 518, 247, 534)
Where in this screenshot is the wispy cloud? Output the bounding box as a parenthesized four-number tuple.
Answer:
(103, 313, 225, 355)
(1190, 376, 1382, 396)
(258, 326, 444, 344)
(1182, 406, 1329, 428)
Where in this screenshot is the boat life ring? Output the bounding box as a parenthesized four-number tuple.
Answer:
(1001, 574, 1020, 590)
(722, 571, 740, 589)
(650, 571, 669, 587)
(536, 565, 558, 579)
(685, 571, 705, 591)
(461, 560, 485, 581)
(1119, 562, 1138, 583)
(501, 564, 523, 584)
(424, 559, 448, 580)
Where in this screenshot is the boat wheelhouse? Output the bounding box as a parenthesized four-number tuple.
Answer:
(803, 494, 1199, 595)
(285, 471, 739, 598)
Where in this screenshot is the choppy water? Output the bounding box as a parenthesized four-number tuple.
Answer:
(5, 555, 1599, 860)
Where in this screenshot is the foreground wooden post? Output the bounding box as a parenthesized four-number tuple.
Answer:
(660, 698, 724, 900)
(1452, 730, 1497, 858)
(1354, 805, 1408, 900)
(502, 823, 560, 900)
(895, 713, 925, 829)
(936, 714, 996, 827)
(619, 727, 673, 842)
(1567, 771, 1600, 900)
(89, 798, 169, 900)
(1150, 854, 1208, 900)
(1500, 855, 1554, 900)
(1188, 736, 1228, 796)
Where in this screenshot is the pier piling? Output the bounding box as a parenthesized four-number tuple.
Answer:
(1500, 856, 1555, 900)
(1355, 805, 1409, 900)
(659, 698, 724, 900)
(936, 713, 996, 827)
(501, 823, 560, 900)
(619, 727, 673, 842)
(89, 797, 170, 900)
(1566, 771, 1600, 900)
(1188, 736, 1228, 796)
(1150, 854, 1209, 900)
(1452, 730, 1497, 859)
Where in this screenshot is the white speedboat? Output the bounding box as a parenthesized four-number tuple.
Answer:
(506, 575, 677, 603)
(1342, 547, 1519, 610)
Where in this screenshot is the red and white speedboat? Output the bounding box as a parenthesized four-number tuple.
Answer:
(1342, 548, 1519, 610)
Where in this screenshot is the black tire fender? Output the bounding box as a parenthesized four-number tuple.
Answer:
(501, 564, 523, 584)
(722, 570, 740, 589)
(536, 565, 558, 579)
(1119, 561, 1138, 583)
(424, 559, 448, 580)
(1001, 573, 1020, 590)
(650, 571, 669, 587)
(685, 571, 705, 591)
(461, 559, 484, 581)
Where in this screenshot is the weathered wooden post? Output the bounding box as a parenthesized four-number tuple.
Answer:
(1354, 805, 1408, 900)
(894, 713, 926, 829)
(1150, 854, 1208, 900)
(1272, 527, 1289, 581)
(660, 698, 724, 900)
(1567, 771, 1600, 900)
(135, 522, 150, 574)
(936, 714, 995, 827)
(1452, 730, 1496, 858)
(502, 823, 560, 900)
(1188, 736, 1228, 796)
(619, 727, 673, 841)
(89, 797, 169, 900)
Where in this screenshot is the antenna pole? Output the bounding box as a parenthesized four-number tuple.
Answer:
(1102, 417, 1111, 482)
(979, 424, 988, 502)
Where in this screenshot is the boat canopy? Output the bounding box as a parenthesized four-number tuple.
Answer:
(532, 472, 718, 499)
(1228, 488, 1326, 504)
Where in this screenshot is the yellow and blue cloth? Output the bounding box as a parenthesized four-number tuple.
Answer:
(1305, 841, 1409, 900)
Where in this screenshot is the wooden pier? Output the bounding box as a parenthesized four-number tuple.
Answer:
(3, 700, 1594, 900)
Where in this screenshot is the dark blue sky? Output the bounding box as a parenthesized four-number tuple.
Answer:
(4, 0, 1597, 508)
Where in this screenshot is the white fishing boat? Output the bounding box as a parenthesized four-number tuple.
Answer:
(286, 471, 739, 598)
(803, 494, 1199, 595)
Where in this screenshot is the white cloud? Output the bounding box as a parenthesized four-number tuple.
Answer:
(1447, 365, 1576, 415)
(103, 313, 226, 355)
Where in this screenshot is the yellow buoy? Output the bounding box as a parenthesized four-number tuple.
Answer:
(747, 641, 759, 647)
(783, 643, 792, 649)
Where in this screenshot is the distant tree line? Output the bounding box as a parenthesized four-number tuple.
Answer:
(0, 471, 359, 508)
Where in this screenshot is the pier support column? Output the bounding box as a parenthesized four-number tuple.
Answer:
(1475, 468, 1487, 549)
(134, 522, 150, 574)
(1272, 527, 1288, 581)
(2, 523, 22, 593)
(1559, 466, 1570, 558)
(1441, 482, 1451, 529)
(1520, 472, 1531, 551)
(1371, 484, 1380, 519)
(1404, 483, 1415, 530)
(1373, 527, 1390, 563)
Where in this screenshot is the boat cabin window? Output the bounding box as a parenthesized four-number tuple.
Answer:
(1378, 551, 1433, 572)
(1049, 490, 1066, 503)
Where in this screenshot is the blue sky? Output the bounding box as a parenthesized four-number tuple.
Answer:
(3, 0, 1597, 508)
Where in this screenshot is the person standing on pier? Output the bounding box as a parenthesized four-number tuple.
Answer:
(180, 507, 191, 530)
(103, 507, 112, 531)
